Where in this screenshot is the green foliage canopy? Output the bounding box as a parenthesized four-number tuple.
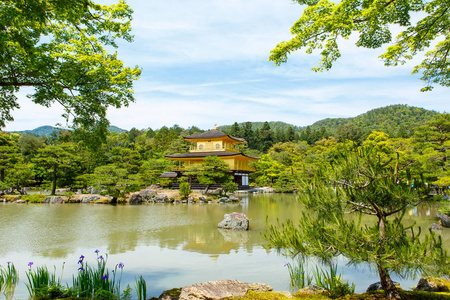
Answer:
(0, 0, 141, 136)
(264, 144, 449, 299)
(270, 0, 450, 91)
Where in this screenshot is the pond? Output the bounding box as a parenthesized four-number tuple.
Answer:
(0, 193, 447, 298)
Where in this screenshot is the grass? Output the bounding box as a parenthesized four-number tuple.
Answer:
(0, 262, 19, 299)
(226, 290, 450, 300)
(26, 265, 68, 299)
(134, 275, 147, 300)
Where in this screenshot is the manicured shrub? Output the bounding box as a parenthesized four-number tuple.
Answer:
(179, 182, 192, 200)
(21, 194, 47, 203)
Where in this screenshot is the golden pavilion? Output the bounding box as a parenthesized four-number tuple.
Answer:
(164, 127, 259, 188)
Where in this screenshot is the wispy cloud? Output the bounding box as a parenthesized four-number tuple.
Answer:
(4, 0, 449, 132)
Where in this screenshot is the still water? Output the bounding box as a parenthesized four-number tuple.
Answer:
(0, 193, 446, 298)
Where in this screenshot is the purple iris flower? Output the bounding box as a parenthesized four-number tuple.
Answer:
(95, 249, 100, 254)
(118, 262, 124, 269)
(78, 259, 83, 264)
(98, 255, 104, 260)
(7, 261, 11, 265)
(28, 262, 33, 267)
(78, 267, 84, 271)
(101, 275, 109, 280)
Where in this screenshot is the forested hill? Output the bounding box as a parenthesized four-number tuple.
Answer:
(220, 104, 438, 138)
(219, 121, 302, 133)
(11, 125, 127, 136)
(308, 104, 439, 136)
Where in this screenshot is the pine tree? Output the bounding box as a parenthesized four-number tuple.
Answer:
(264, 144, 449, 299)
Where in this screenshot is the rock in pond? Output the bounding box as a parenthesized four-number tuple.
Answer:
(229, 195, 239, 202)
(298, 285, 327, 295)
(431, 223, 442, 231)
(153, 194, 168, 203)
(414, 277, 450, 292)
(437, 212, 450, 228)
(82, 195, 100, 203)
(218, 197, 230, 203)
(178, 280, 272, 300)
(366, 281, 400, 292)
(139, 189, 157, 200)
(42, 196, 64, 204)
(128, 193, 143, 204)
(217, 212, 249, 230)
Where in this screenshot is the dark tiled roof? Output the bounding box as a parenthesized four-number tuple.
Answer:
(184, 129, 245, 142)
(165, 151, 240, 158)
(165, 151, 259, 160)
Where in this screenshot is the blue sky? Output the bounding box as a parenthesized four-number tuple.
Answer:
(4, 0, 449, 131)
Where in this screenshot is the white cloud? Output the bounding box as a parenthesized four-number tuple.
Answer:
(4, 0, 449, 132)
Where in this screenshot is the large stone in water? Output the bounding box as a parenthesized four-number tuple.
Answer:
(437, 212, 450, 228)
(139, 189, 157, 200)
(82, 195, 100, 203)
(42, 196, 64, 204)
(154, 194, 169, 202)
(217, 212, 249, 230)
(414, 277, 450, 292)
(366, 281, 400, 292)
(128, 193, 142, 204)
(179, 280, 272, 300)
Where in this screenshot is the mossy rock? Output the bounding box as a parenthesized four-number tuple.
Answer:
(415, 277, 450, 293)
(21, 194, 47, 203)
(155, 287, 181, 299)
(4, 195, 21, 202)
(334, 290, 450, 300)
(225, 290, 294, 300)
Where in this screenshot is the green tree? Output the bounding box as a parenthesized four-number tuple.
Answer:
(222, 181, 238, 196)
(90, 164, 142, 202)
(186, 156, 233, 193)
(6, 161, 34, 195)
(264, 145, 448, 299)
(33, 143, 79, 195)
(0, 0, 141, 135)
(179, 181, 192, 200)
(414, 113, 450, 186)
(286, 126, 296, 142)
(229, 122, 241, 137)
(270, 0, 450, 91)
(336, 124, 366, 145)
(138, 158, 173, 186)
(0, 132, 20, 184)
(259, 121, 275, 152)
(18, 134, 44, 162)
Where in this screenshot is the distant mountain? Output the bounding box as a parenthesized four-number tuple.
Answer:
(108, 125, 127, 133)
(16, 125, 61, 137)
(11, 125, 127, 136)
(219, 104, 439, 139)
(308, 104, 439, 136)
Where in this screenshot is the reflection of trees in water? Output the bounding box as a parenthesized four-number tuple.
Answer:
(0, 195, 447, 259)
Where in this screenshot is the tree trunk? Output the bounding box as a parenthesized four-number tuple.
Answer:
(51, 165, 57, 195)
(377, 214, 401, 299)
(377, 263, 401, 299)
(204, 184, 210, 194)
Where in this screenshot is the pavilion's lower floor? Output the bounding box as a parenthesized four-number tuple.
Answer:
(159, 170, 252, 190)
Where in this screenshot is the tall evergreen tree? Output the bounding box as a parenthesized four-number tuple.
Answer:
(259, 121, 275, 152)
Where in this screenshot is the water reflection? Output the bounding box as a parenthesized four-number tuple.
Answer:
(0, 194, 447, 298)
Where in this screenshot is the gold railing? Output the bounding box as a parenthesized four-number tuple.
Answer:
(189, 145, 237, 152)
